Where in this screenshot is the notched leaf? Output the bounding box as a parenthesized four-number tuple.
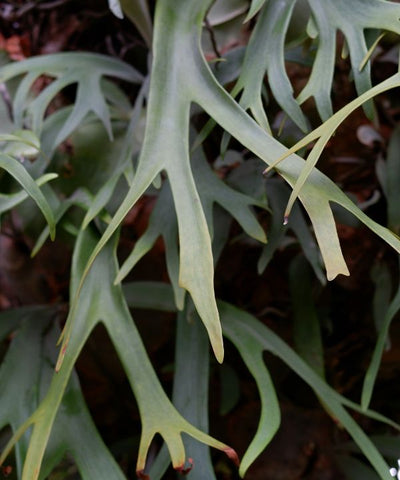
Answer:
(299, 0, 400, 120)
(0, 53, 143, 150)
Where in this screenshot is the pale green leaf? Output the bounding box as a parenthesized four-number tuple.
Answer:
(31, 189, 92, 256)
(116, 180, 184, 309)
(5, 229, 236, 480)
(207, 0, 248, 26)
(220, 302, 395, 480)
(116, 137, 265, 314)
(221, 305, 280, 477)
(149, 304, 216, 480)
(120, 0, 153, 47)
(235, 0, 308, 132)
(244, 0, 267, 22)
(0, 173, 57, 214)
(0, 129, 40, 158)
(0, 53, 143, 149)
(123, 281, 399, 478)
(0, 153, 55, 239)
(82, 78, 148, 228)
(74, 0, 400, 370)
(267, 71, 400, 230)
(0, 309, 126, 480)
(299, 0, 400, 120)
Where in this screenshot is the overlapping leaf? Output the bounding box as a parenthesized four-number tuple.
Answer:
(2, 3, 400, 480)
(0, 53, 143, 151)
(108, 0, 153, 47)
(0, 172, 56, 215)
(0, 307, 125, 480)
(0, 130, 56, 235)
(147, 305, 217, 480)
(265, 71, 400, 227)
(299, 0, 400, 120)
(69, 0, 400, 372)
(30, 109, 145, 255)
(0, 153, 56, 238)
(233, 0, 308, 132)
(116, 143, 266, 310)
(31, 188, 93, 256)
(227, 160, 325, 282)
(235, 0, 400, 128)
(0, 228, 236, 480)
(259, 179, 325, 282)
(122, 281, 400, 479)
(245, 0, 267, 22)
(220, 302, 398, 479)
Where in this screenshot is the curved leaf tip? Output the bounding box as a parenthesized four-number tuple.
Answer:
(224, 447, 240, 467)
(211, 335, 224, 364)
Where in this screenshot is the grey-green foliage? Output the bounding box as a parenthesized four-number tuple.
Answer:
(234, 0, 400, 127)
(1, 1, 400, 479)
(0, 307, 126, 480)
(0, 52, 142, 171)
(0, 130, 56, 236)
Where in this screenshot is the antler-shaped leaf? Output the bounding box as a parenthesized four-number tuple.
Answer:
(233, 0, 308, 132)
(116, 142, 266, 309)
(0, 53, 143, 148)
(191, 50, 400, 280)
(0, 310, 126, 480)
(116, 180, 185, 309)
(0, 228, 237, 480)
(66, 0, 400, 372)
(220, 301, 397, 479)
(299, 0, 400, 120)
(147, 305, 218, 480)
(121, 281, 400, 478)
(265, 71, 400, 225)
(74, 2, 232, 363)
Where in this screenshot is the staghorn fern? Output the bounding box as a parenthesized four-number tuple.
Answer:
(1, 1, 400, 479)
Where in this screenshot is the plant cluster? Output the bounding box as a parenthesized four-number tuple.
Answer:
(1, 0, 400, 479)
